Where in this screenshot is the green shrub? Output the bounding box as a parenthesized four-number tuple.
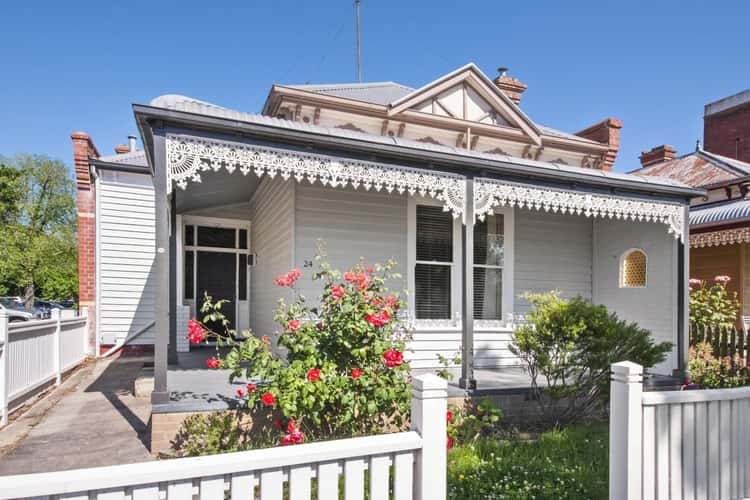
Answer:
(511, 292, 671, 424)
(689, 276, 739, 329)
(170, 412, 248, 457)
(689, 342, 750, 388)
(190, 254, 412, 446)
(448, 397, 503, 446)
(448, 425, 608, 499)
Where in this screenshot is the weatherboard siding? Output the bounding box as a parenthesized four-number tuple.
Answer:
(97, 172, 156, 345)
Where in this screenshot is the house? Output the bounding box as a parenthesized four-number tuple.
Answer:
(72, 63, 698, 421)
(632, 89, 750, 320)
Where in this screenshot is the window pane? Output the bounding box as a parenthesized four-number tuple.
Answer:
(238, 254, 247, 300)
(474, 267, 502, 320)
(239, 229, 248, 249)
(185, 225, 194, 246)
(416, 205, 453, 262)
(474, 214, 504, 266)
(184, 251, 194, 300)
(415, 264, 451, 319)
(197, 226, 236, 248)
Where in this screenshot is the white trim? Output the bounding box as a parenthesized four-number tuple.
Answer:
(474, 177, 686, 240)
(619, 248, 648, 289)
(94, 175, 101, 356)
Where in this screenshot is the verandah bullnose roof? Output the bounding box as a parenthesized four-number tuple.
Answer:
(690, 198, 750, 227)
(134, 94, 701, 199)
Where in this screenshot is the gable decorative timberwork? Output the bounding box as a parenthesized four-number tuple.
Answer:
(473, 178, 686, 240)
(691, 227, 750, 248)
(165, 133, 466, 217)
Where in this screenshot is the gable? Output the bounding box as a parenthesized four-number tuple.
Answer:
(388, 64, 541, 145)
(412, 84, 511, 126)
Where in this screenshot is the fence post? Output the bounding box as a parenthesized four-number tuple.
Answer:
(0, 310, 8, 427)
(81, 307, 90, 357)
(52, 309, 61, 386)
(610, 361, 643, 500)
(411, 373, 448, 500)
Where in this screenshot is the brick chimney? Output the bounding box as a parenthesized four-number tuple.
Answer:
(71, 131, 100, 352)
(493, 67, 527, 105)
(574, 118, 623, 171)
(639, 145, 677, 167)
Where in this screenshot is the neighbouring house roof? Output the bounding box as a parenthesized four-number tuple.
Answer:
(690, 198, 750, 227)
(96, 149, 149, 168)
(629, 149, 750, 188)
(705, 88, 750, 117)
(142, 94, 698, 197)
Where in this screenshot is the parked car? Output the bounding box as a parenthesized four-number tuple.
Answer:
(58, 299, 76, 308)
(0, 298, 33, 322)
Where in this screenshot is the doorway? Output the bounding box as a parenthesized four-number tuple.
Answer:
(197, 251, 237, 333)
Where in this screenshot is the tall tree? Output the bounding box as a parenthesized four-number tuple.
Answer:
(0, 154, 77, 306)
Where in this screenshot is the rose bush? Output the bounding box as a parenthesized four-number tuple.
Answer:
(188, 255, 411, 445)
(689, 275, 740, 329)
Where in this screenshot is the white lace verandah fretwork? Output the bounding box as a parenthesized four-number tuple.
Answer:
(474, 178, 686, 240)
(165, 133, 466, 217)
(691, 227, 750, 248)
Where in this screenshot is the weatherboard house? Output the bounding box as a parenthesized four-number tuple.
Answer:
(72, 64, 699, 445)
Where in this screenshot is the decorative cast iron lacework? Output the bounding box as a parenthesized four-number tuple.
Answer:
(473, 178, 686, 240)
(691, 227, 750, 248)
(165, 133, 466, 217)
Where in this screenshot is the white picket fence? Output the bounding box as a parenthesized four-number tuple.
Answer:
(0, 308, 90, 426)
(610, 361, 750, 500)
(0, 374, 448, 500)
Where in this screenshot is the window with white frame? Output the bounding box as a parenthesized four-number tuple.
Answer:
(473, 214, 505, 320)
(415, 205, 453, 319)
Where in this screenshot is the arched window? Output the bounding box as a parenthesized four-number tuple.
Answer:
(620, 249, 647, 288)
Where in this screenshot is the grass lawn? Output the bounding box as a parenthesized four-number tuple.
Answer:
(447, 424, 608, 500)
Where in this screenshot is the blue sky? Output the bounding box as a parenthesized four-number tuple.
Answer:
(1, 1, 748, 172)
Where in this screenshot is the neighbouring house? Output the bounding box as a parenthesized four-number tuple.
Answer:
(72, 64, 698, 449)
(632, 88, 750, 321)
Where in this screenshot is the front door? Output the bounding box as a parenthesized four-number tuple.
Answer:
(197, 251, 237, 334)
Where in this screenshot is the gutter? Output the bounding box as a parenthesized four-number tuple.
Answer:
(89, 158, 151, 174)
(132, 104, 704, 200)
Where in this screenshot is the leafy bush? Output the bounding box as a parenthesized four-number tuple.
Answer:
(510, 292, 671, 424)
(171, 412, 248, 457)
(448, 425, 608, 500)
(448, 397, 503, 446)
(689, 342, 750, 389)
(190, 255, 412, 446)
(689, 276, 740, 329)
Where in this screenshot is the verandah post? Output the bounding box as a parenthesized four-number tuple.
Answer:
(0, 309, 8, 427)
(411, 373, 448, 500)
(460, 177, 475, 390)
(609, 361, 643, 500)
(52, 308, 62, 386)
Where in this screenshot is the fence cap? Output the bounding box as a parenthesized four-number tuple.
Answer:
(611, 360, 643, 375)
(412, 373, 448, 391)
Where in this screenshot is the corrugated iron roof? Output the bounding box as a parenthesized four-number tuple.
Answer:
(147, 94, 692, 192)
(97, 149, 148, 167)
(286, 82, 414, 106)
(629, 149, 750, 188)
(690, 198, 750, 226)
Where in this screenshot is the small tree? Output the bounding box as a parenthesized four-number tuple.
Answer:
(189, 255, 412, 445)
(689, 276, 739, 329)
(510, 292, 671, 424)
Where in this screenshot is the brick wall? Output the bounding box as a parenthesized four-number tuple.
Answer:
(71, 132, 99, 351)
(574, 117, 622, 171)
(704, 104, 750, 163)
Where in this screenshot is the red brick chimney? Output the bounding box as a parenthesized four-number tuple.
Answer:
(574, 118, 623, 171)
(71, 131, 99, 352)
(493, 67, 527, 105)
(639, 145, 677, 167)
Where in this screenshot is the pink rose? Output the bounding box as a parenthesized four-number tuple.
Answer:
(331, 285, 345, 300)
(288, 319, 301, 332)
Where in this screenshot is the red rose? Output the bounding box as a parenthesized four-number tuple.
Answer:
(367, 266, 374, 273)
(356, 273, 372, 291)
(274, 419, 282, 430)
(351, 368, 362, 379)
(344, 271, 357, 283)
(447, 436, 453, 449)
(288, 319, 301, 332)
(282, 422, 305, 446)
(366, 310, 392, 328)
(206, 357, 220, 369)
(307, 368, 321, 382)
(447, 410, 453, 424)
(331, 285, 345, 300)
(383, 349, 403, 368)
(261, 392, 276, 406)
(236, 388, 245, 398)
(188, 318, 205, 344)
(246, 383, 257, 392)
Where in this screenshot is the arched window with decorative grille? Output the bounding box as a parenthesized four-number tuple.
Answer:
(620, 249, 647, 288)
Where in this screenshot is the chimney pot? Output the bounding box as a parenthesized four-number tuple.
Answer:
(493, 67, 527, 105)
(128, 135, 137, 153)
(639, 144, 676, 167)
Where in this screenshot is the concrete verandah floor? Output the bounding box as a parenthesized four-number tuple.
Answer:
(0, 356, 153, 476)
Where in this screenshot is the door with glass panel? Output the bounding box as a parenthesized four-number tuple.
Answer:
(183, 220, 250, 336)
